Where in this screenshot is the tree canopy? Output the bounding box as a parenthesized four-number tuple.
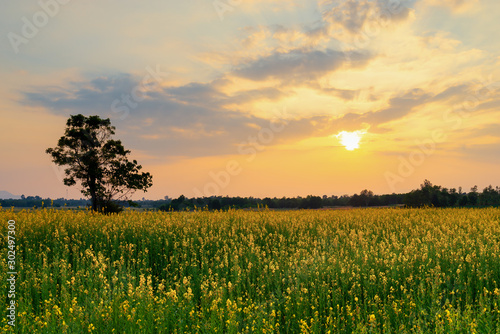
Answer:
(46, 114, 153, 212)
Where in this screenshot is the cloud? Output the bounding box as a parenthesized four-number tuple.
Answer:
(429, 84, 470, 103)
(321, 87, 360, 100)
(26, 69, 431, 160)
(21, 74, 328, 159)
(363, 88, 431, 124)
(320, 0, 416, 35)
(305, 79, 366, 101)
(23, 74, 139, 113)
(165, 82, 226, 106)
(471, 124, 500, 138)
(24, 68, 490, 160)
(226, 87, 288, 105)
(234, 48, 372, 81)
(165, 80, 287, 108)
(318, 86, 446, 133)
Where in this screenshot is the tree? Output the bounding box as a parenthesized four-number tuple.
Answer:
(468, 185, 479, 206)
(359, 189, 374, 207)
(458, 194, 468, 207)
(404, 190, 427, 207)
(46, 114, 153, 212)
(479, 185, 500, 206)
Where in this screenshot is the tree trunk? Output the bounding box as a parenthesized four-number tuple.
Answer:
(89, 175, 98, 211)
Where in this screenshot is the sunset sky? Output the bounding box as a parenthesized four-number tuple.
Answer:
(1, 0, 499, 200)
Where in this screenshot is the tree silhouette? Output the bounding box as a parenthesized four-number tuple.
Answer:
(46, 114, 153, 212)
(468, 185, 479, 206)
(359, 189, 374, 207)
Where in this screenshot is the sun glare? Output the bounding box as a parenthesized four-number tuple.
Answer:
(336, 130, 366, 151)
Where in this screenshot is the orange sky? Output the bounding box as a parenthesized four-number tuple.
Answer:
(1, 0, 500, 199)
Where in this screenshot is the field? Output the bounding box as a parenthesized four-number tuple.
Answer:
(1, 208, 500, 333)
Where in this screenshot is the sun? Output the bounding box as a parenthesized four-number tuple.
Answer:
(336, 130, 366, 151)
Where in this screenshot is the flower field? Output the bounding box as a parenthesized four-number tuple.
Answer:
(1, 207, 500, 333)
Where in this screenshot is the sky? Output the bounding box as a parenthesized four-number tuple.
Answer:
(1, 0, 499, 200)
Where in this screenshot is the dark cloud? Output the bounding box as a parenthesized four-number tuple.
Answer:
(431, 83, 500, 114)
(476, 94, 500, 112)
(307, 80, 363, 101)
(430, 84, 469, 103)
(165, 82, 227, 106)
(226, 87, 288, 105)
(317, 87, 433, 132)
(21, 74, 323, 158)
(322, 87, 358, 100)
(165, 81, 287, 107)
(304, 23, 330, 41)
(23, 74, 138, 113)
(234, 48, 372, 81)
(363, 88, 431, 124)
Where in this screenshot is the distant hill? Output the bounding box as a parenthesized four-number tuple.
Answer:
(0, 191, 21, 200)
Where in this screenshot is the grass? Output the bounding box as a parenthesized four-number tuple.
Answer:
(1, 207, 500, 333)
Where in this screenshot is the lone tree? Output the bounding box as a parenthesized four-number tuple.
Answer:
(46, 114, 153, 212)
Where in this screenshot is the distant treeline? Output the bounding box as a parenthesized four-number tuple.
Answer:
(2, 180, 500, 211)
(0, 196, 89, 209)
(156, 192, 404, 211)
(159, 180, 500, 211)
(403, 180, 500, 208)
